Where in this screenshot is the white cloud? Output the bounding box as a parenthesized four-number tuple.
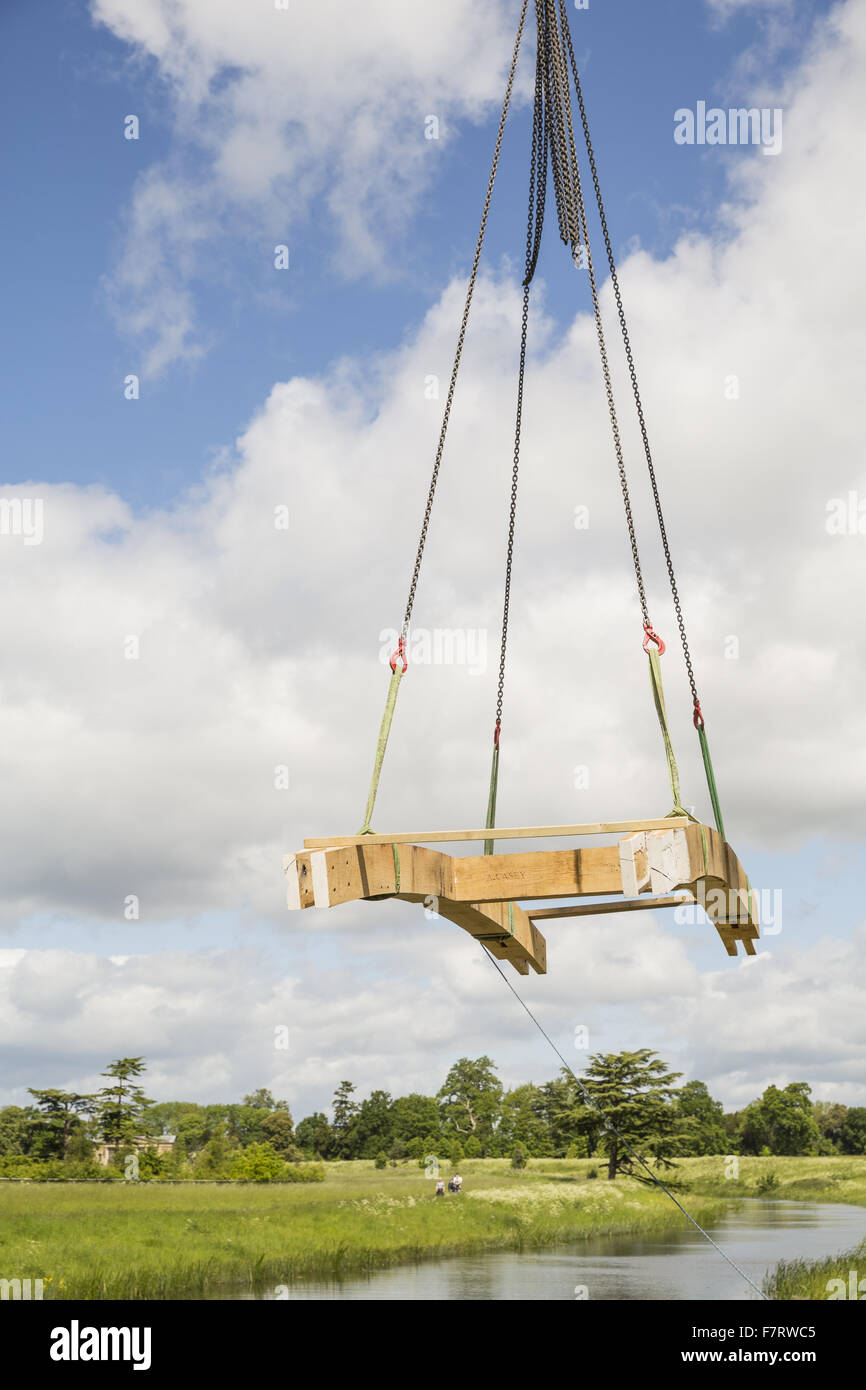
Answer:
(90, 0, 526, 373)
(3, 918, 864, 1113)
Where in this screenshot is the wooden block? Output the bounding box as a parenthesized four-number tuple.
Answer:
(646, 828, 693, 894)
(285, 851, 320, 910)
(283, 855, 302, 911)
(618, 832, 651, 897)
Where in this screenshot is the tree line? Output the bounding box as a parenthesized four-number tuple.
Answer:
(1, 1050, 864, 1182)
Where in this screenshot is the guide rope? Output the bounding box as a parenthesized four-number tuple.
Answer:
(481, 942, 770, 1301)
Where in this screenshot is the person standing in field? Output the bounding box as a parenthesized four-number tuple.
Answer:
(435, 1179, 445, 1197)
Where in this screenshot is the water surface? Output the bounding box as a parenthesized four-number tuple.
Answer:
(247, 1200, 866, 1301)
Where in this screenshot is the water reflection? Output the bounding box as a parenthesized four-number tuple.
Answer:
(245, 1201, 866, 1302)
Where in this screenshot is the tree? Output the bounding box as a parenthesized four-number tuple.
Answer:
(580, 1050, 685, 1180)
(226, 1104, 271, 1148)
(437, 1057, 503, 1148)
(242, 1088, 276, 1110)
(511, 1144, 528, 1170)
(353, 1090, 394, 1159)
(374, 1151, 387, 1170)
(296, 1112, 333, 1158)
(390, 1093, 440, 1146)
(230, 1142, 286, 1182)
(194, 1134, 235, 1177)
(674, 1081, 727, 1156)
(170, 1105, 229, 1156)
(739, 1084, 820, 1156)
(96, 1059, 152, 1143)
(839, 1108, 866, 1155)
(539, 1076, 588, 1155)
(499, 1084, 554, 1157)
(331, 1081, 359, 1158)
(260, 1108, 296, 1158)
(27, 1090, 97, 1159)
(0, 1106, 36, 1157)
(813, 1101, 848, 1150)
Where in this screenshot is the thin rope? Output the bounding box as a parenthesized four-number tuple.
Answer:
(480, 943, 769, 1300)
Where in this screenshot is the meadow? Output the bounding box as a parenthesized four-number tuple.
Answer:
(0, 1155, 863, 1300)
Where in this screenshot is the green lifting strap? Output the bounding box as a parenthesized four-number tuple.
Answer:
(392, 844, 401, 893)
(647, 648, 689, 819)
(697, 722, 727, 842)
(357, 663, 404, 836)
(483, 737, 500, 856)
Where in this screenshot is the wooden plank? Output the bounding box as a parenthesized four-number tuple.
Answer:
(529, 894, 693, 921)
(303, 817, 691, 849)
(450, 847, 623, 902)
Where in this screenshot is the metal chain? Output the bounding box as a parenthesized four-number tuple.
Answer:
(560, 4, 700, 704)
(493, 12, 548, 734)
(401, 0, 529, 643)
(539, 0, 650, 624)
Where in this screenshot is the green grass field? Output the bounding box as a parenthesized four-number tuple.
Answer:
(0, 1156, 863, 1300)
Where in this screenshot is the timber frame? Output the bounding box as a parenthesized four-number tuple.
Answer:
(284, 818, 759, 976)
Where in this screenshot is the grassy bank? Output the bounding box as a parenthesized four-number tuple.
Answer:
(764, 1240, 866, 1300)
(3, 1156, 864, 1300)
(0, 1159, 729, 1300)
(656, 1154, 866, 1207)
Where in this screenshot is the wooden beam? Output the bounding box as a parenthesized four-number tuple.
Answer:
(450, 847, 623, 901)
(529, 894, 693, 921)
(303, 817, 690, 849)
(285, 821, 760, 961)
(396, 893, 546, 976)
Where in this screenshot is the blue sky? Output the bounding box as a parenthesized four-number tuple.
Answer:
(1, 0, 864, 1120)
(1, 0, 834, 506)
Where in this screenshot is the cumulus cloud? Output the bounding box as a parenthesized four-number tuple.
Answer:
(2, 917, 863, 1113)
(90, 0, 526, 373)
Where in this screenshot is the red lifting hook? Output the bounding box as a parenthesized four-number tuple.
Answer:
(390, 638, 407, 674)
(642, 622, 666, 656)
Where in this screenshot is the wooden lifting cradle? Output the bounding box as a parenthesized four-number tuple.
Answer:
(284, 0, 759, 973)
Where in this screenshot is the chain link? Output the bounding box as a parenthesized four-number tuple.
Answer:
(403, 0, 701, 752)
(401, 1, 529, 643)
(560, 2, 700, 703)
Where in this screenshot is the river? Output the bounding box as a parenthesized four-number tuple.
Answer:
(245, 1199, 866, 1301)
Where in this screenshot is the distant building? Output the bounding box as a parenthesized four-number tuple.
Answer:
(94, 1135, 175, 1167)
